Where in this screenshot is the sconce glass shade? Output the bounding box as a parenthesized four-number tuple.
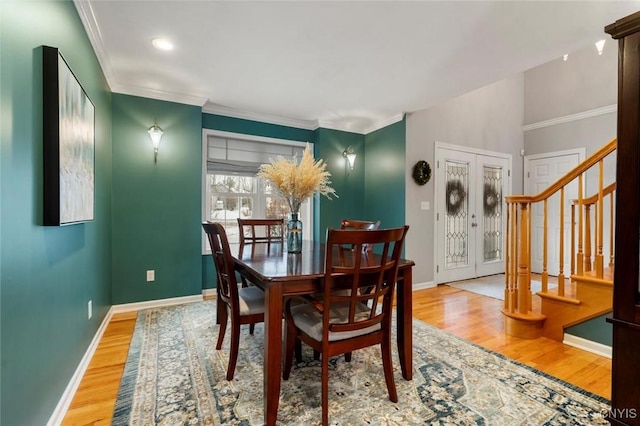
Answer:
(148, 124, 163, 162)
(595, 39, 605, 55)
(343, 146, 356, 170)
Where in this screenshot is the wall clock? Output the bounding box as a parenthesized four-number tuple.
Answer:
(412, 160, 431, 185)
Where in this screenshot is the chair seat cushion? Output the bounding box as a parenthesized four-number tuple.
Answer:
(290, 301, 380, 342)
(237, 286, 265, 316)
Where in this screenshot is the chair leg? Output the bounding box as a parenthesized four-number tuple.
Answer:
(249, 323, 255, 335)
(216, 308, 228, 350)
(295, 339, 302, 363)
(344, 352, 352, 362)
(381, 338, 398, 403)
(226, 322, 241, 381)
(321, 353, 329, 426)
(283, 321, 296, 380)
(313, 350, 320, 360)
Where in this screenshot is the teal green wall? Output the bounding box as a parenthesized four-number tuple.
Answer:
(315, 128, 366, 241)
(112, 94, 202, 303)
(0, 1, 112, 425)
(364, 119, 406, 229)
(565, 312, 612, 346)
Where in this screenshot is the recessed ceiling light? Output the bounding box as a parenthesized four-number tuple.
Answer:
(152, 38, 174, 51)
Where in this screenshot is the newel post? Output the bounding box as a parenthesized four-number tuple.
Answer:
(517, 201, 532, 315)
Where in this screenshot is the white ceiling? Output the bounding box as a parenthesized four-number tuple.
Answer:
(74, 1, 639, 134)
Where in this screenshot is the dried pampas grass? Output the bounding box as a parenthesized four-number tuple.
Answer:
(257, 144, 337, 213)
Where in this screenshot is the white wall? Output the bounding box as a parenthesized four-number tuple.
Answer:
(406, 75, 524, 286)
(523, 40, 617, 160)
(524, 40, 617, 126)
(522, 41, 617, 195)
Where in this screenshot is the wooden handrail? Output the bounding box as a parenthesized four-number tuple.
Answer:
(503, 138, 616, 337)
(572, 182, 616, 205)
(506, 138, 617, 203)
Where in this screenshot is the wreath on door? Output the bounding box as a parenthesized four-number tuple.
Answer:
(412, 160, 431, 185)
(446, 180, 466, 215)
(483, 184, 501, 216)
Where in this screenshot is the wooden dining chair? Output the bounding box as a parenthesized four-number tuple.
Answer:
(202, 221, 265, 381)
(282, 225, 409, 426)
(340, 218, 381, 253)
(237, 218, 284, 246)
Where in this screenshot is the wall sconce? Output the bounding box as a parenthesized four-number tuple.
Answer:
(147, 123, 163, 163)
(595, 39, 605, 55)
(342, 146, 356, 174)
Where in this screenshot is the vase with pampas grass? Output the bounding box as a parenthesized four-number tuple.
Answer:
(258, 144, 337, 253)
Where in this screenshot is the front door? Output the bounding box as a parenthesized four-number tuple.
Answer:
(435, 144, 511, 284)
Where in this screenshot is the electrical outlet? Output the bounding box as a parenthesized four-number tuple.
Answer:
(88, 300, 92, 320)
(147, 270, 155, 282)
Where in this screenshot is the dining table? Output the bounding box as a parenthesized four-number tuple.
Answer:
(223, 240, 415, 426)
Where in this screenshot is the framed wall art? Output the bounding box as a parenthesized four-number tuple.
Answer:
(42, 46, 95, 226)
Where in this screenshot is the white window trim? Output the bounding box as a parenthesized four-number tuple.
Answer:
(201, 129, 314, 254)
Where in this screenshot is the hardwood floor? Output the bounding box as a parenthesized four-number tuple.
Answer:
(61, 285, 611, 425)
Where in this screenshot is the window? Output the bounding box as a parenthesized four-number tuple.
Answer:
(202, 130, 312, 252)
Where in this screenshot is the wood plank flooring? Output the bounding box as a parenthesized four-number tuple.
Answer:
(61, 285, 611, 425)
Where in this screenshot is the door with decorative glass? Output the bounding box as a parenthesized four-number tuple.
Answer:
(435, 144, 511, 284)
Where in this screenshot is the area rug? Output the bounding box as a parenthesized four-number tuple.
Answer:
(448, 274, 556, 301)
(112, 300, 609, 425)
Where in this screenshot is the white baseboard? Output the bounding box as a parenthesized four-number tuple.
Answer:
(50, 293, 205, 424)
(563, 333, 612, 359)
(202, 288, 217, 298)
(110, 294, 203, 313)
(412, 281, 436, 291)
(47, 307, 114, 426)
(50, 283, 432, 425)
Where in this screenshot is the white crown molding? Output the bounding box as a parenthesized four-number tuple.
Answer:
(563, 333, 612, 359)
(362, 113, 405, 134)
(111, 83, 208, 107)
(203, 102, 318, 130)
(523, 104, 617, 131)
(75, 0, 207, 107)
(316, 113, 404, 135)
(72, 4, 402, 135)
(73, 0, 114, 90)
(204, 103, 404, 135)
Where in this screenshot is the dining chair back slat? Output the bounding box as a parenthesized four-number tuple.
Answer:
(202, 221, 265, 381)
(340, 218, 381, 253)
(283, 225, 409, 426)
(238, 218, 284, 246)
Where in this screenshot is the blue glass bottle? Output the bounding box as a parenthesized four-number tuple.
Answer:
(287, 213, 303, 253)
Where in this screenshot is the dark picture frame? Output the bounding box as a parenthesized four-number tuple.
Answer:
(42, 46, 95, 226)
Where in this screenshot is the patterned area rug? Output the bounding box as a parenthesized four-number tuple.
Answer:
(112, 301, 609, 425)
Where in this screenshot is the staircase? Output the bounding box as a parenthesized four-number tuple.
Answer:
(502, 138, 616, 341)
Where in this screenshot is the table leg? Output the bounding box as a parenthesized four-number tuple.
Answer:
(264, 284, 283, 426)
(396, 267, 413, 380)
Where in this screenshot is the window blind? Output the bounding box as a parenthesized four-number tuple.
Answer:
(206, 136, 305, 175)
